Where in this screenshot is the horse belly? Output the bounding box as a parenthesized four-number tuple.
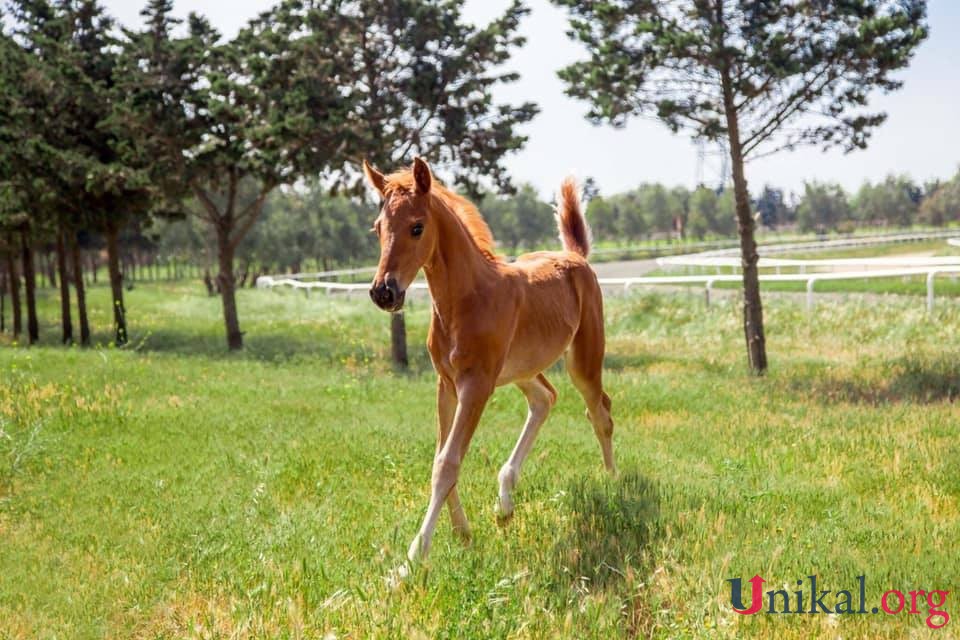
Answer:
(496, 341, 570, 385)
(496, 311, 577, 385)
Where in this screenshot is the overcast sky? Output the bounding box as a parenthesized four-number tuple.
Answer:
(101, 0, 960, 199)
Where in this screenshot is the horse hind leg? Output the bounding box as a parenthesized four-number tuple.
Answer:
(496, 373, 557, 522)
(566, 306, 616, 473)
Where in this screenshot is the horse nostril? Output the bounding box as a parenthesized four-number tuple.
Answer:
(370, 282, 396, 308)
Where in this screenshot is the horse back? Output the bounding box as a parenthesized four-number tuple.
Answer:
(503, 250, 602, 364)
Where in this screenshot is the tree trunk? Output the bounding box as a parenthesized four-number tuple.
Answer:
(105, 225, 128, 345)
(20, 231, 39, 344)
(203, 269, 215, 296)
(391, 312, 408, 369)
(56, 224, 73, 344)
(721, 69, 767, 374)
(71, 236, 90, 346)
(216, 229, 243, 350)
(6, 244, 22, 338)
(194, 181, 270, 350)
(0, 268, 5, 333)
(45, 252, 56, 289)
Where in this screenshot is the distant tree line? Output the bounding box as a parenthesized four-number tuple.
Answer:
(144, 166, 960, 282)
(584, 168, 960, 242)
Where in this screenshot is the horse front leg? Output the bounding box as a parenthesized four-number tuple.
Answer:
(437, 376, 470, 541)
(407, 374, 493, 565)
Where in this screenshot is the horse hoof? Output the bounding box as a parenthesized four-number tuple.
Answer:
(495, 497, 514, 526)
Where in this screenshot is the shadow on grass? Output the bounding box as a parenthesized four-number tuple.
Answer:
(602, 352, 662, 372)
(603, 352, 736, 380)
(550, 471, 663, 637)
(116, 326, 434, 372)
(126, 327, 360, 361)
(786, 355, 960, 404)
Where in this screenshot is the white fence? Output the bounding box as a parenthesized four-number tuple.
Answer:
(257, 231, 960, 313)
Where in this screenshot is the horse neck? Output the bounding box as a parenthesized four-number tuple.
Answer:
(422, 197, 496, 316)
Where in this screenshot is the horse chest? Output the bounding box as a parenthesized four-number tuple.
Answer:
(427, 307, 518, 381)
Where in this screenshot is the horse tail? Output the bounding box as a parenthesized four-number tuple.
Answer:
(556, 176, 591, 258)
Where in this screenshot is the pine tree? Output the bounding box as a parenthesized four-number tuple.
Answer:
(553, 0, 927, 373)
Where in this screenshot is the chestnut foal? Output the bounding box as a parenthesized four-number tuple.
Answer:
(365, 158, 614, 568)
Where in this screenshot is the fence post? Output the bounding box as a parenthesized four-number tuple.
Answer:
(391, 312, 409, 369)
(806, 277, 816, 311)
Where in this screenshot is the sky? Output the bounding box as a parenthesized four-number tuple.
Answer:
(100, 0, 960, 200)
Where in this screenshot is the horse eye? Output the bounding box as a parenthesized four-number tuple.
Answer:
(411, 222, 424, 237)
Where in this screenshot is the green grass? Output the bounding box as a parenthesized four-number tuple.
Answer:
(1, 281, 959, 638)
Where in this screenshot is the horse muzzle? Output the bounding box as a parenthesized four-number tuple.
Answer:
(370, 278, 405, 312)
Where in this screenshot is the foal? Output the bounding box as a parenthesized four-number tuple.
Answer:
(365, 157, 614, 566)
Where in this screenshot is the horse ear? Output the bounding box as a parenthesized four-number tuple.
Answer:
(363, 159, 386, 196)
(412, 157, 432, 194)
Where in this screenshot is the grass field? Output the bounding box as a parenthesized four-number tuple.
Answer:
(1, 281, 959, 638)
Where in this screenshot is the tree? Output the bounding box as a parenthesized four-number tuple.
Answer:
(617, 196, 647, 242)
(118, 2, 358, 350)
(641, 184, 674, 233)
(797, 182, 851, 233)
(687, 187, 718, 240)
(756, 186, 787, 230)
(715, 188, 738, 237)
(483, 184, 554, 253)
(669, 185, 689, 237)
(341, 0, 538, 195)
(554, 0, 927, 373)
(854, 175, 921, 227)
(582, 176, 600, 203)
(585, 196, 618, 241)
(918, 172, 960, 226)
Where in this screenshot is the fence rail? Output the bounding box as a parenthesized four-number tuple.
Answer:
(257, 231, 960, 313)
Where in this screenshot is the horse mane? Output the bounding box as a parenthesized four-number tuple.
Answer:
(383, 169, 501, 262)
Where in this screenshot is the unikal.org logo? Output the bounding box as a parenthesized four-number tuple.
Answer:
(727, 575, 949, 630)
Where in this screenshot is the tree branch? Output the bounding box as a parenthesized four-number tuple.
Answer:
(191, 182, 222, 226)
(228, 187, 271, 252)
(740, 66, 837, 158)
